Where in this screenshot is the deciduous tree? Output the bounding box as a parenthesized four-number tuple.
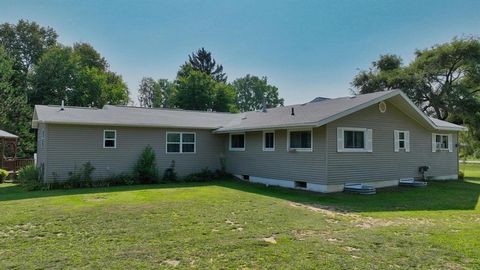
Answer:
(233, 75, 284, 112)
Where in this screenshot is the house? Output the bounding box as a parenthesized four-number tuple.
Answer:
(32, 90, 466, 192)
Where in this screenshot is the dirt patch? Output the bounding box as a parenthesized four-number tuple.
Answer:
(288, 202, 355, 218)
(262, 236, 277, 244)
(327, 238, 342, 242)
(344, 246, 360, 252)
(164, 259, 180, 267)
(83, 196, 107, 202)
(288, 202, 433, 228)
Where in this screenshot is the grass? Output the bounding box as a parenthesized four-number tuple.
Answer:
(1, 170, 480, 269)
(460, 162, 480, 179)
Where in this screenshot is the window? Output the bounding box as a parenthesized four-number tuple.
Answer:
(288, 129, 312, 151)
(167, 132, 196, 153)
(344, 130, 364, 149)
(263, 131, 275, 151)
(394, 130, 410, 152)
(432, 133, 453, 152)
(40, 129, 45, 148)
(229, 133, 245, 151)
(337, 127, 372, 152)
(103, 130, 116, 148)
(436, 134, 449, 150)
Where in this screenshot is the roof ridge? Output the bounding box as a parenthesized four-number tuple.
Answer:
(36, 105, 100, 110)
(105, 105, 239, 115)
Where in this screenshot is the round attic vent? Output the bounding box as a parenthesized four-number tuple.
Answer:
(379, 101, 387, 113)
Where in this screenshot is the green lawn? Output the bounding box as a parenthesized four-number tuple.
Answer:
(460, 162, 480, 179)
(1, 175, 480, 269)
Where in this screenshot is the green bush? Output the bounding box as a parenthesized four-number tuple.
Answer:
(103, 172, 136, 186)
(459, 171, 465, 181)
(134, 146, 159, 184)
(0, 169, 9, 183)
(66, 162, 96, 188)
(17, 165, 43, 191)
(183, 167, 230, 182)
(163, 160, 178, 182)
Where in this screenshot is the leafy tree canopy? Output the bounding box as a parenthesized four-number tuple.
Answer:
(233, 74, 284, 112)
(174, 70, 217, 111)
(30, 43, 129, 107)
(352, 37, 480, 122)
(0, 19, 57, 81)
(137, 77, 176, 108)
(0, 46, 34, 156)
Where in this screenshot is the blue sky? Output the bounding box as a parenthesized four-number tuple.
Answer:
(1, 0, 479, 105)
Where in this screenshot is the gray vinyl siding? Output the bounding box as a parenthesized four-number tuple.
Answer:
(44, 124, 224, 181)
(36, 123, 48, 180)
(326, 101, 458, 184)
(224, 126, 327, 184)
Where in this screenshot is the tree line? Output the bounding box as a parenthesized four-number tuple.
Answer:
(351, 37, 480, 157)
(1, 19, 479, 158)
(0, 20, 285, 157)
(137, 47, 284, 113)
(0, 20, 130, 156)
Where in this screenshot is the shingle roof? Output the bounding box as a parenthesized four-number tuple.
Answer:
(33, 105, 238, 129)
(216, 90, 400, 132)
(0, 129, 18, 138)
(32, 90, 466, 132)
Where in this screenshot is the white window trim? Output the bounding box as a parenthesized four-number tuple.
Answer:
(229, 133, 245, 151)
(394, 130, 410, 152)
(287, 128, 313, 152)
(40, 129, 45, 148)
(103, 130, 117, 149)
(166, 132, 196, 154)
(432, 133, 452, 152)
(337, 127, 372, 153)
(262, 130, 275, 152)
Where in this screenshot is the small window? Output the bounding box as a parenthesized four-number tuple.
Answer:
(288, 130, 312, 151)
(167, 132, 196, 153)
(398, 132, 405, 149)
(263, 131, 275, 151)
(40, 129, 45, 148)
(295, 181, 307, 189)
(344, 130, 364, 149)
(394, 130, 410, 152)
(230, 133, 245, 151)
(436, 134, 449, 150)
(103, 130, 116, 148)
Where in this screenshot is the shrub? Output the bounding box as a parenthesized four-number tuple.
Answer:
(66, 162, 96, 188)
(17, 165, 43, 191)
(184, 167, 218, 182)
(163, 160, 177, 182)
(0, 169, 9, 183)
(104, 172, 136, 186)
(134, 146, 159, 184)
(459, 171, 465, 181)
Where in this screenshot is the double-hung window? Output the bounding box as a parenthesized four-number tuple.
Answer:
(229, 133, 245, 151)
(337, 127, 372, 152)
(394, 130, 410, 152)
(167, 132, 196, 153)
(432, 133, 452, 152)
(288, 129, 312, 152)
(263, 131, 275, 151)
(103, 130, 116, 148)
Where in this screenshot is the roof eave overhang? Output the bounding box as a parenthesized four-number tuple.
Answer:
(33, 120, 219, 130)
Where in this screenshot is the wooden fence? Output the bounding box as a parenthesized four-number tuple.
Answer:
(2, 159, 35, 173)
